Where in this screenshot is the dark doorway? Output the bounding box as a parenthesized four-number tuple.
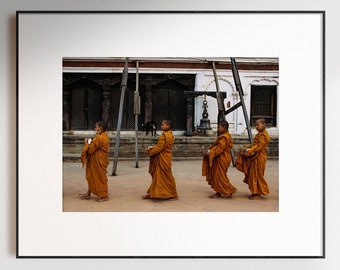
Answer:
(152, 79, 187, 130)
(250, 85, 277, 127)
(69, 79, 102, 130)
(63, 73, 195, 131)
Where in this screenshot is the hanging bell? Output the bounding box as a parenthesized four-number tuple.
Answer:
(197, 98, 212, 133)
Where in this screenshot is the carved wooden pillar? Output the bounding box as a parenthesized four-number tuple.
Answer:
(102, 90, 111, 129)
(144, 81, 153, 124)
(63, 89, 70, 130)
(100, 80, 111, 129)
(186, 96, 194, 136)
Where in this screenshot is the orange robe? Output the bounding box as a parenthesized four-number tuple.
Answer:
(146, 130, 178, 199)
(202, 132, 237, 196)
(80, 132, 110, 198)
(235, 129, 270, 195)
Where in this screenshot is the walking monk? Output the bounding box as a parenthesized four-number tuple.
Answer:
(143, 120, 178, 201)
(79, 120, 110, 202)
(202, 121, 237, 198)
(235, 118, 270, 200)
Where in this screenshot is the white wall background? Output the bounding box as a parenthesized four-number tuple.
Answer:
(194, 68, 279, 133)
(1, 0, 339, 269)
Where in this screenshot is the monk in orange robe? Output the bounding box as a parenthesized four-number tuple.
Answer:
(143, 120, 178, 200)
(235, 118, 270, 200)
(79, 121, 110, 202)
(202, 121, 237, 198)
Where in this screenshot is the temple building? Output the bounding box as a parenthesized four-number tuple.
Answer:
(62, 57, 279, 136)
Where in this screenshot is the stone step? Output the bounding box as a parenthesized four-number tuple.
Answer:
(63, 133, 278, 161)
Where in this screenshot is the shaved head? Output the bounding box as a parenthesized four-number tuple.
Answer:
(256, 118, 266, 124)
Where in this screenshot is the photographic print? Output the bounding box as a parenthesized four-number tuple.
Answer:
(62, 56, 280, 213)
(17, 11, 324, 258)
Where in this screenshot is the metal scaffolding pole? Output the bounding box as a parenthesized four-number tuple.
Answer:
(134, 61, 140, 168)
(111, 58, 129, 176)
(212, 61, 227, 124)
(230, 57, 253, 142)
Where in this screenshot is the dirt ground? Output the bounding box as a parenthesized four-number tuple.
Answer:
(63, 159, 279, 212)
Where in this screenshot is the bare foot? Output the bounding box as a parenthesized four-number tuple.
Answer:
(226, 189, 237, 199)
(209, 192, 221, 198)
(95, 197, 109, 202)
(79, 192, 90, 200)
(248, 194, 261, 200)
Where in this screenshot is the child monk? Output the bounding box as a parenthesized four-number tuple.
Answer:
(235, 118, 270, 200)
(79, 121, 110, 202)
(143, 120, 178, 201)
(202, 121, 237, 198)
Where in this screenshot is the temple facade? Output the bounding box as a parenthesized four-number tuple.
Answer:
(62, 57, 279, 136)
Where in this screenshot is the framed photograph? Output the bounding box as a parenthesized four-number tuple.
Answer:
(17, 11, 325, 258)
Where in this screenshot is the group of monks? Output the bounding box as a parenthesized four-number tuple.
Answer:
(78, 118, 270, 203)
(202, 118, 270, 200)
